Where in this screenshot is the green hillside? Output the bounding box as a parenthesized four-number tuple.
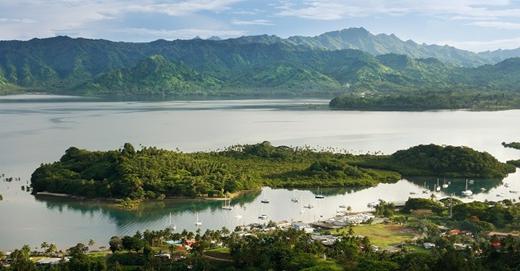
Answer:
(2, 33, 520, 106)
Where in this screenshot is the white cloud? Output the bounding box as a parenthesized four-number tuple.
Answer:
(129, 0, 242, 16)
(0, 0, 243, 40)
(232, 19, 273, 26)
(276, 0, 520, 21)
(470, 21, 520, 30)
(437, 37, 520, 52)
(0, 18, 36, 23)
(113, 27, 246, 40)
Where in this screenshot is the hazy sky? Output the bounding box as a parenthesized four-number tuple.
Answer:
(2, 0, 520, 52)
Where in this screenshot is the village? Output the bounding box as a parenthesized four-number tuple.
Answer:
(5, 196, 520, 269)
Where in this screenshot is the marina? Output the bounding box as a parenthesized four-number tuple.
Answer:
(1, 97, 520, 250)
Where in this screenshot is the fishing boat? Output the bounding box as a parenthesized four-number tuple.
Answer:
(261, 199, 270, 204)
(258, 214, 268, 220)
(367, 201, 379, 208)
(462, 179, 473, 197)
(303, 204, 314, 209)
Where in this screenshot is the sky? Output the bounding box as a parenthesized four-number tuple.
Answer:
(2, 0, 520, 52)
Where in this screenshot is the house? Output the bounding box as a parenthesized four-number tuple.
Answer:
(423, 242, 436, 249)
(184, 239, 197, 249)
(36, 257, 68, 266)
(311, 235, 338, 246)
(448, 229, 462, 236)
(453, 243, 470, 250)
(154, 253, 171, 260)
(491, 241, 502, 249)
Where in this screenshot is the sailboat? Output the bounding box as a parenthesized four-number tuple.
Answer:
(195, 213, 202, 226)
(442, 178, 449, 189)
(222, 196, 232, 210)
(168, 212, 176, 231)
(291, 191, 299, 203)
(422, 182, 429, 194)
(436, 179, 441, 192)
(315, 187, 325, 199)
(258, 204, 268, 219)
(462, 179, 473, 196)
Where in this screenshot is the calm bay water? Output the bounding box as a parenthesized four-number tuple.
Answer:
(1, 95, 520, 250)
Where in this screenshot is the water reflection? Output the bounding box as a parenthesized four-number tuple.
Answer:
(35, 190, 261, 228)
(31, 176, 509, 231)
(406, 177, 504, 196)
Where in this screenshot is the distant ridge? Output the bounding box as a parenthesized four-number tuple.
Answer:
(1, 28, 520, 100)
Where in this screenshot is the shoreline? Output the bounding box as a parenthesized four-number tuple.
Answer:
(35, 189, 258, 207)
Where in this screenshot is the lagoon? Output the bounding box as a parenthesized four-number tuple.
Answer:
(1, 95, 519, 250)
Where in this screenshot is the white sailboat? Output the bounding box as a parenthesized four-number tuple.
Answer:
(195, 213, 202, 226)
(168, 212, 176, 231)
(222, 196, 232, 210)
(258, 204, 268, 219)
(442, 178, 449, 189)
(436, 179, 441, 192)
(291, 191, 299, 203)
(462, 179, 473, 196)
(422, 182, 429, 194)
(315, 187, 325, 199)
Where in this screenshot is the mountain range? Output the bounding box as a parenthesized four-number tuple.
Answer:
(2, 27, 520, 100)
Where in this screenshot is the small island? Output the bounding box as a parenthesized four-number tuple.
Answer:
(502, 142, 520, 167)
(30, 142, 515, 203)
(503, 141, 520, 150)
(329, 92, 520, 111)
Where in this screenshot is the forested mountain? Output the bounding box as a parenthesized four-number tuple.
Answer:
(285, 28, 488, 67)
(2, 30, 520, 101)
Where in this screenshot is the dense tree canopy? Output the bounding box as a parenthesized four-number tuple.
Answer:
(30, 142, 514, 201)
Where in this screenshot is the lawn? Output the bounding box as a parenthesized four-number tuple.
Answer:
(334, 223, 416, 248)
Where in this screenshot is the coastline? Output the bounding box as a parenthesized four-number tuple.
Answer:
(35, 189, 259, 209)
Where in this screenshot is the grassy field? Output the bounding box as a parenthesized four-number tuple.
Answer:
(334, 223, 416, 248)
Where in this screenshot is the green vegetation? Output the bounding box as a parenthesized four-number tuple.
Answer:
(338, 224, 415, 248)
(507, 160, 520, 167)
(3, 32, 520, 108)
(30, 142, 400, 201)
(30, 142, 514, 203)
(354, 144, 515, 178)
(330, 92, 520, 111)
(502, 141, 520, 150)
(4, 198, 520, 270)
(403, 198, 445, 214)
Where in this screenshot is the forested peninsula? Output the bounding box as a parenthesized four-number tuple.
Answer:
(30, 142, 515, 202)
